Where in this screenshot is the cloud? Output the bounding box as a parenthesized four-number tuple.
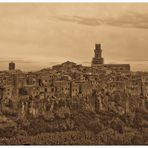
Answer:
(104, 11, 148, 29)
(51, 15, 103, 26)
(0, 58, 33, 64)
(124, 59, 148, 62)
(51, 11, 148, 29)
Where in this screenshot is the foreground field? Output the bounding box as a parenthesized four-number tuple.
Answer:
(0, 129, 148, 145)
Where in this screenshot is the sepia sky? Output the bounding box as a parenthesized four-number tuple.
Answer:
(0, 3, 148, 71)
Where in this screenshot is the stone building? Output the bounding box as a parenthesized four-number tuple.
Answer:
(54, 80, 71, 97)
(9, 61, 15, 71)
(91, 44, 131, 74)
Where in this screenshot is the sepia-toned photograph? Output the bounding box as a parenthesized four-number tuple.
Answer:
(0, 2, 148, 145)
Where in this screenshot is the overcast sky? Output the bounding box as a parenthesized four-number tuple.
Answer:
(0, 3, 148, 71)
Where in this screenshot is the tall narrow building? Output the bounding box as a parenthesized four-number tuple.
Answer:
(9, 61, 15, 70)
(91, 44, 104, 66)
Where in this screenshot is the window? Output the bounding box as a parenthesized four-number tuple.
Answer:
(51, 88, 54, 92)
(45, 88, 47, 92)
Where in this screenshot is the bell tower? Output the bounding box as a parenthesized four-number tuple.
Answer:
(92, 44, 104, 66)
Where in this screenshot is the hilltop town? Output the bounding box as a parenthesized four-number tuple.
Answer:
(0, 44, 148, 145)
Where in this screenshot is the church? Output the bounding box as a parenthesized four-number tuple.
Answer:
(91, 44, 131, 74)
